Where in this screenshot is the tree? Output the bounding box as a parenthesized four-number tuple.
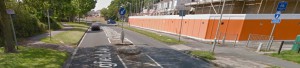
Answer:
(100, 0, 157, 21)
(0, 0, 17, 53)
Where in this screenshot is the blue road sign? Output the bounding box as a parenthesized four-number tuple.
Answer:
(272, 19, 281, 24)
(274, 11, 281, 19)
(277, 1, 288, 11)
(119, 7, 126, 16)
(6, 9, 15, 14)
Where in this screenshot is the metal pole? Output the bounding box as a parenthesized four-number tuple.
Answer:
(9, 15, 18, 48)
(278, 41, 284, 54)
(130, 3, 132, 16)
(179, 16, 183, 42)
(121, 15, 124, 43)
(266, 24, 277, 51)
(212, 0, 226, 53)
(47, 9, 52, 40)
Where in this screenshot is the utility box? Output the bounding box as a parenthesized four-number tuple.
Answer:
(292, 35, 300, 51)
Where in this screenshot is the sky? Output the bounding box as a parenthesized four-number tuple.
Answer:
(93, 0, 112, 11)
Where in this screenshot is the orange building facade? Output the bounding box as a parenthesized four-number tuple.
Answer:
(129, 14, 300, 41)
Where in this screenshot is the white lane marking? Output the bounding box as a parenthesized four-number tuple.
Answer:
(103, 27, 128, 68)
(107, 38, 111, 43)
(117, 55, 128, 68)
(146, 54, 164, 68)
(66, 28, 89, 68)
(103, 29, 108, 36)
(125, 38, 163, 68)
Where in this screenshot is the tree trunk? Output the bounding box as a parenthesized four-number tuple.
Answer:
(0, 0, 17, 53)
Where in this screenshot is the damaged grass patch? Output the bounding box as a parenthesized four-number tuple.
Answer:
(189, 50, 216, 60)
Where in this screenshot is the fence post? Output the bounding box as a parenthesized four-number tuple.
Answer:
(278, 41, 284, 54)
(246, 33, 252, 47)
(233, 34, 238, 47)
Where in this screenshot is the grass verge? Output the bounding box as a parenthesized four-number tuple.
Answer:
(0, 47, 68, 68)
(67, 22, 89, 28)
(122, 26, 185, 45)
(189, 50, 216, 60)
(269, 50, 300, 64)
(41, 22, 88, 46)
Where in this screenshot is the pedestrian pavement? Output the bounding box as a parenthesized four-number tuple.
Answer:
(27, 23, 73, 42)
(20, 23, 76, 53)
(127, 24, 300, 68)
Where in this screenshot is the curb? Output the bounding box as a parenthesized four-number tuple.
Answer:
(62, 25, 90, 68)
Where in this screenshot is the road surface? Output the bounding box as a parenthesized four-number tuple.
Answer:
(67, 23, 215, 68)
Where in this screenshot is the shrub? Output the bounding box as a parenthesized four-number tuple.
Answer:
(0, 3, 62, 47)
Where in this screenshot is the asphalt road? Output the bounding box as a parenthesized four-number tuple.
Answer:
(68, 26, 125, 68)
(110, 26, 215, 68)
(67, 23, 215, 68)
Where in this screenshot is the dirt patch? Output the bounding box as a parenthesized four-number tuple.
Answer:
(20, 41, 74, 53)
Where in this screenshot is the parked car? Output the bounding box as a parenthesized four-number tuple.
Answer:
(91, 23, 100, 31)
(107, 19, 116, 25)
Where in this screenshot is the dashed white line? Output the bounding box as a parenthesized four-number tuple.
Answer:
(146, 54, 164, 68)
(117, 55, 128, 68)
(107, 38, 111, 43)
(103, 29, 108, 36)
(125, 38, 132, 43)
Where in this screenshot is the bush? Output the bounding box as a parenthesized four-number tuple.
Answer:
(0, 3, 62, 47)
(13, 10, 47, 38)
(40, 16, 63, 30)
(0, 33, 3, 47)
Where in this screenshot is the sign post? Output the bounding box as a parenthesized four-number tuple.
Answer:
(47, 9, 52, 40)
(178, 10, 186, 42)
(119, 6, 126, 43)
(266, 1, 287, 51)
(211, 0, 226, 53)
(6, 9, 18, 49)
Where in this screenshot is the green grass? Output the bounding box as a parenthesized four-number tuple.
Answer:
(0, 47, 68, 68)
(122, 26, 185, 45)
(189, 50, 216, 60)
(267, 65, 281, 68)
(41, 22, 88, 46)
(270, 50, 300, 64)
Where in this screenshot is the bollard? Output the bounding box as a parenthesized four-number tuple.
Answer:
(256, 43, 263, 52)
(222, 34, 226, 45)
(246, 34, 252, 47)
(298, 47, 300, 53)
(233, 34, 238, 47)
(278, 41, 284, 54)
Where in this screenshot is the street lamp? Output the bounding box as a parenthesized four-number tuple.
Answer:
(211, 0, 226, 53)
